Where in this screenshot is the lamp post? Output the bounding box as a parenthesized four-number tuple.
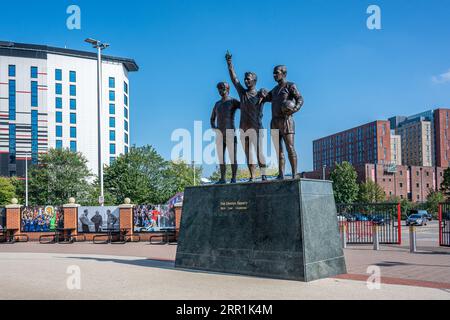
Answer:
(85, 38, 109, 206)
(25, 152, 28, 207)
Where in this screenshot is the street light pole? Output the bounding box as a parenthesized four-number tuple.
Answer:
(85, 38, 109, 206)
(25, 153, 28, 207)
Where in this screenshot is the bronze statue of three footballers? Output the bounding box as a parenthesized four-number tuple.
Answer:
(210, 52, 304, 183)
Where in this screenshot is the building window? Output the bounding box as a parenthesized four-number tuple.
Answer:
(31, 81, 38, 107)
(124, 95, 128, 106)
(70, 99, 76, 110)
(109, 117, 116, 128)
(109, 104, 115, 115)
(55, 69, 62, 81)
(70, 113, 77, 124)
(110, 130, 116, 141)
(8, 65, 16, 77)
(124, 82, 128, 94)
(110, 144, 116, 155)
(124, 107, 128, 119)
(125, 146, 129, 154)
(55, 83, 62, 95)
(124, 133, 129, 144)
(70, 141, 77, 152)
(56, 126, 63, 138)
(56, 140, 63, 150)
(109, 77, 115, 88)
(70, 85, 76, 96)
(31, 66, 38, 79)
(70, 127, 77, 139)
(9, 80, 16, 121)
(416, 183, 420, 188)
(69, 71, 76, 83)
(56, 97, 63, 109)
(124, 120, 128, 132)
(110, 157, 116, 165)
(109, 90, 115, 101)
(400, 183, 403, 188)
(56, 111, 63, 123)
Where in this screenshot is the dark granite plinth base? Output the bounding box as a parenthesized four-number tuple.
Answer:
(175, 179, 347, 282)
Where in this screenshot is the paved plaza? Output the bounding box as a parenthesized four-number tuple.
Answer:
(0, 222, 449, 300)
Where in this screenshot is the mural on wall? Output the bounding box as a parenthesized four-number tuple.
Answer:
(0, 207, 5, 230)
(78, 207, 120, 233)
(21, 206, 64, 232)
(133, 205, 175, 232)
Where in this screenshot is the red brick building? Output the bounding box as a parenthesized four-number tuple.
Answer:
(304, 164, 445, 203)
(313, 121, 391, 171)
(434, 108, 450, 167)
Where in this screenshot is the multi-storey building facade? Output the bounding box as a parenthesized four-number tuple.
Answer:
(396, 119, 433, 167)
(313, 120, 391, 171)
(390, 133, 402, 166)
(0, 41, 138, 177)
(304, 164, 445, 203)
(434, 108, 450, 167)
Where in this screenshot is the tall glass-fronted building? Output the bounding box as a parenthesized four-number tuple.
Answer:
(0, 41, 138, 177)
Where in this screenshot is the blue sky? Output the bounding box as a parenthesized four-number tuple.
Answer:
(1, 0, 450, 176)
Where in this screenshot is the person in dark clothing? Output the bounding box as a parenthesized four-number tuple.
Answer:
(91, 211, 103, 233)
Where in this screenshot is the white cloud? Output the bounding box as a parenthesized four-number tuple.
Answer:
(432, 69, 450, 84)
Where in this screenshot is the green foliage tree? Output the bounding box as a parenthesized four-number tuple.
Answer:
(104, 145, 201, 205)
(426, 189, 445, 217)
(440, 167, 450, 199)
(163, 160, 202, 199)
(26, 149, 93, 205)
(0, 177, 16, 205)
(330, 162, 359, 204)
(358, 181, 386, 203)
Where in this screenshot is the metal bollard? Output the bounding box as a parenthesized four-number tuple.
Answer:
(410, 225, 417, 253)
(341, 224, 347, 249)
(373, 224, 380, 251)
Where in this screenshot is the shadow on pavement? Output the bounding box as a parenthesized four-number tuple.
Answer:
(62, 256, 176, 270)
(375, 260, 450, 268)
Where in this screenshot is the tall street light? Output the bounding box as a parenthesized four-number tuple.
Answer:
(85, 38, 109, 206)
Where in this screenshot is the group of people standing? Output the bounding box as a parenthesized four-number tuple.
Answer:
(210, 52, 304, 184)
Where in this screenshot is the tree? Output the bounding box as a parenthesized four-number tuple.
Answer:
(162, 160, 202, 200)
(330, 162, 359, 204)
(440, 167, 450, 199)
(104, 145, 167, 205)
(426, 189, 445, 217)
(358, 181, 385, 203)
(0, 177, 16, 205)
(25, 149, 93, 205)
(104, 145, 200, 205)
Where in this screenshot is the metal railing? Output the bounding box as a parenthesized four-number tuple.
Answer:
(439, 203, 450, 247)
(337, 203, 402, 245)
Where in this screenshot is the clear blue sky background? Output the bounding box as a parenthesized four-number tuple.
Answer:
(1, 0, 450, 176)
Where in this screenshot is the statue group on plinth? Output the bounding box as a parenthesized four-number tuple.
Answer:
(210, 52, 304, 184)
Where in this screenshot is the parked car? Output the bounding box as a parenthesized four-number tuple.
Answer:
(371, 214, 392, 226)
(353, 213, 370, 222)
(337, 215, 347, 222)
(406, 214, 427, 226)
(408, 210, 431, 222)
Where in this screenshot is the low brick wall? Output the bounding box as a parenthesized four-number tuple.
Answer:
(4, 202, 183, 243)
